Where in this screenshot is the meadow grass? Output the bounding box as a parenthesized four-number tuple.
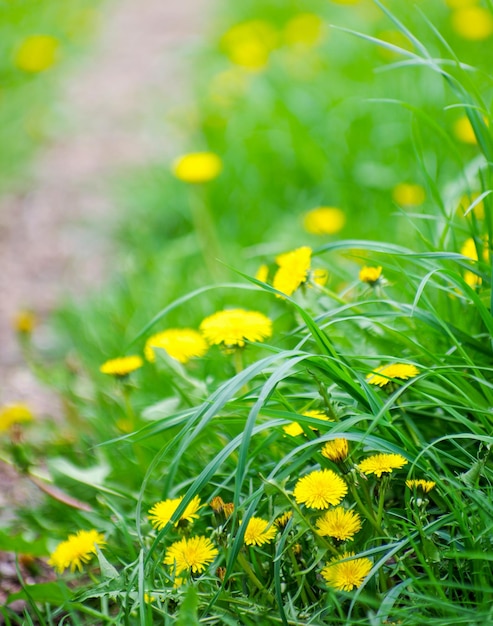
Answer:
(2, 0, 493, 624)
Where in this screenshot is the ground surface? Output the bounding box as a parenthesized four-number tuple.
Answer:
(0, 0, 210, 606)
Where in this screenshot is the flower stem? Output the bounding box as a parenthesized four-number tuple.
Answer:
(237, 551, 274, 603)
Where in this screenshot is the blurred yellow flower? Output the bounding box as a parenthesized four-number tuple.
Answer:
(406, 479, 436, 493)
(0, 403, 33, 432)
(13, 310, 37, 334)
(172, 152, 222, 183)
(303, 207, 346, 235)
(294, 469, 347, 509)
(312, 268, 328, 287)
(164, 536, 217, 575)
(451, 7, 493, 40)
(200, 308, 272, 348)
(144, 329, 208, 364)
(321, 439, 349, 463)
(100, 355, 143, 377)
(48, 529, 105, 573)
(273, 246, 312, 296)
(359, 266, 382, 285)
(284, 13, 324, 47)
(255, 264, 269, 283)
(321, 552, 372, 591)
(221, 20, 277, 70)
(392, 183, 425, 207)
(446, 0, 478, 7)
(242, 516, 277, 546)
(358, 453, 408, 477)
(316, 507, 362, 540)
(14, 35, 59, 73)
(366, 363, 419, 387)
(454, 116, 476, 144)
(149, 495, 202, 530)
(458, 193, 485, 219)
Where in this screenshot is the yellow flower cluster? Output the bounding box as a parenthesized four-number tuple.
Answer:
(144, 329, 208, 363)
(294, 469, 348, 509)
(316, 507, 362, 541)
(100, 355, 143, 377)
(321, 551, 372, 591)
(303, 206, 346, 235)
(172, 152, 222, 183)
(366, 363, 419, 387)
(283, 409, 331, 437)
(164, 536, 218, 575)
(358, 453, 408, 478)
(15, 35, 60, 73)
(242, 516, 277, 546)
(200, 308, 272, 348)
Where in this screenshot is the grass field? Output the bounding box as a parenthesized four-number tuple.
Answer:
(2, 0, 493, 624)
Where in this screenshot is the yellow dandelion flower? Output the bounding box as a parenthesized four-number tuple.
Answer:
(255, 264, 269, 283)
(359, 266, 382, 285)
(273, 246, 312, 296)
(100, 355, 143, 377)
(366, 363, 419, 387)
(454, 116, 478, 144)
(392, 183, 425, 207)
(164, 536, 218, 575)
(321, 439, 349, 463)
(461, 237, 478, 260)
(358, 453, 408, 478)
(0, 403, 34, 432)
(144, 329, 208, 364)
(451, 7, 493, 40)
(274, 511, 293, 529)
(294, 469, 348, 509)
(284, 14, 324, 47)
(48, 529, 105, 574)
(172, 152, 222, 183)
(13, 310, 37, 334)
(200, 308, 272, 348)
(406, 479, 436, 493)
(283, 421, 304, 437)
(458, 192, 485, 220)
(14, 35, 59, 73)
(303, 207, 346, 235)
(312, 268, 328, 287)
(316, 507, 362, 541)
(242, 516, 277, 546)
(221, 20, 277, 70)
(283, 409, 331, 437)
(321, 551, 372, 591)
(148, 495, 202, 530)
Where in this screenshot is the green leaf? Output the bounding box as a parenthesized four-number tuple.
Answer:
(7, 581, 70, 605)
(96, 546, 119, 580)
(176, 585, 199, 626)
(0, 530, 48, 557)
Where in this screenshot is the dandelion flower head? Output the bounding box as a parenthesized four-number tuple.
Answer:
(294, 469, 347, 509)
(321, 439, 349, 463)
(303, 207, 346, 235)
(273, 246, 312, 296)
(13, 310, 37, 334)
(406, 479, 436, 493)
(392, 183, 425, 207)
(48, 529, 105, 574)
(284, 14, 324, 47)
(15, 35, 59, 73)
(358, 453, 408, 477)
(164, 536, 218, 575)
(148, 495, 202, 530)
(283, 409, 331, 437)
(274, 511, 293, 529)
(454, 116, 478, 144)
(366, 363, 419, 387)
(255, 264, 269, 283)
(242, 516, 277, 546)
(100, 355, 143, 377)
(144, 329, 208, 364)
(0, 403, 33, 432)
(316, 507, 362, 541)
(172, 152, 222, 183)
(451, 7, 493, 40)
(359, 266, 382, 285)
(221, 20, 277, 70)
(321, 551, 372, 591)
(200, 308, 272, 348)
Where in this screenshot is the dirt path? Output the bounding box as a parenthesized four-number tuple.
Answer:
(0, 0, 211, 518)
